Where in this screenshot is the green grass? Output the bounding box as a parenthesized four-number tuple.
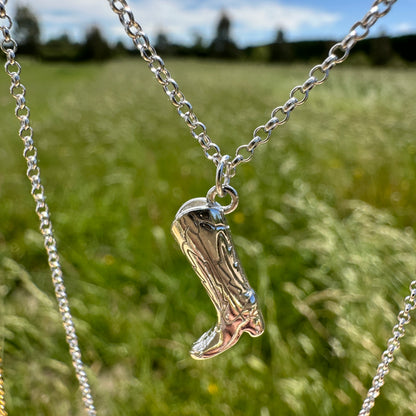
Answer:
(1, 58, 416, 415)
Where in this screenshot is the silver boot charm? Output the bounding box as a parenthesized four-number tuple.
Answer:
(171, 185, 264, 360)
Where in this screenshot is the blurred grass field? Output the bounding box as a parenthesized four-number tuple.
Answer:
(0, 58, 416, 415)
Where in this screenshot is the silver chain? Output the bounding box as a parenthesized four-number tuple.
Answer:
(108, 1, 416, 414)
(1, 0, 413, 414)
(358, 280, 416, 415)
(0, 1, 96, 415)
(0, 255, 6, 416)
(0, 355, 6, 416)
(108, 0, 397, 185)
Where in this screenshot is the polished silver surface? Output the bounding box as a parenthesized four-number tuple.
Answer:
(206, 185, 239, 215)
(0, 355, 5, 416)
(172, 197, 264, 359)
(0, 1, 410, 414)
(215, 155, 231, 197)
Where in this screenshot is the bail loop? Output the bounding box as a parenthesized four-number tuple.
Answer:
(207, 185, 239, 215)
(215, 154, 231, 198)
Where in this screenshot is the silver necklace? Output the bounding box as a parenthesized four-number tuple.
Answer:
(0, 0, 415, 415)
(0, 1, 96, 415)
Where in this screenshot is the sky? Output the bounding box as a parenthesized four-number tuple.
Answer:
(7, 0, 416, 47)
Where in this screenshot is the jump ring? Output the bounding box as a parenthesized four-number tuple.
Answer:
(207, 185, 239, 215)
(215, 155, 230, 197)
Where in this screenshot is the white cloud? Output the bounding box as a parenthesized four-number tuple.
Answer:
(394, 22, 415, 34)
(126, 0, 340, 45)
(8, 0, 119, 40)
(122, 0, 220, 43)
(229, 2, 339, 32)
(227, 1, 340, 44)
(8, 0, 340, 45)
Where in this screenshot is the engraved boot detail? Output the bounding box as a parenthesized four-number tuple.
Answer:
(171, 197, 265, 360)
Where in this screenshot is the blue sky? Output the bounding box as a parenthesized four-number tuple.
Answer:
(8, 0, 416, 47)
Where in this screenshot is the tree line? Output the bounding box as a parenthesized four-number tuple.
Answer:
(9, 6, 416, 66)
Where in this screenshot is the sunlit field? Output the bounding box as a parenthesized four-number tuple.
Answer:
(1, 58, 416, 415)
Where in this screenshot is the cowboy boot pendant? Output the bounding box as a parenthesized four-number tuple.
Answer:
(171, 185, 265, 360)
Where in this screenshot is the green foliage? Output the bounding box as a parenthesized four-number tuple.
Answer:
(79, 26, 113, 61)
(41, 35, 82, 62)
(14, 6, 41, 55)
(0, 59, 416, 415)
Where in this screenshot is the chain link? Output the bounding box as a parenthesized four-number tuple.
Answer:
(0, 3, 96, 415)
(108, 0, 223, 166)
(1, 1, 410, 414)
(230, 0, 397, 173)
(0, 280, 5, 416)
(0, 355, 6, 416)
(108, 0, 397, 183)
(108, 2, 416, 415)
(358, 280, 416, 415)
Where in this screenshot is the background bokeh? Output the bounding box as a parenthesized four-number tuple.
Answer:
(1, 58, 416, 415)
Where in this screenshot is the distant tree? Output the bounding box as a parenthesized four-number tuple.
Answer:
(276, 29, 285, 44)
(14, 5, 41, 55)
(79, 26, 112, 61)
(391, 34, 416, 63)
(370, 33, 393, 66)
(155, 32, 170, 55)
(209, 12, 239, 59)
(41, 34, 81, 61)
(112, 40, 130, 57)
(217, 13, 231, 42)
(193, 34, 204, 49)
(190, 33, 208, 57)
(270, 28, 293, 63)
